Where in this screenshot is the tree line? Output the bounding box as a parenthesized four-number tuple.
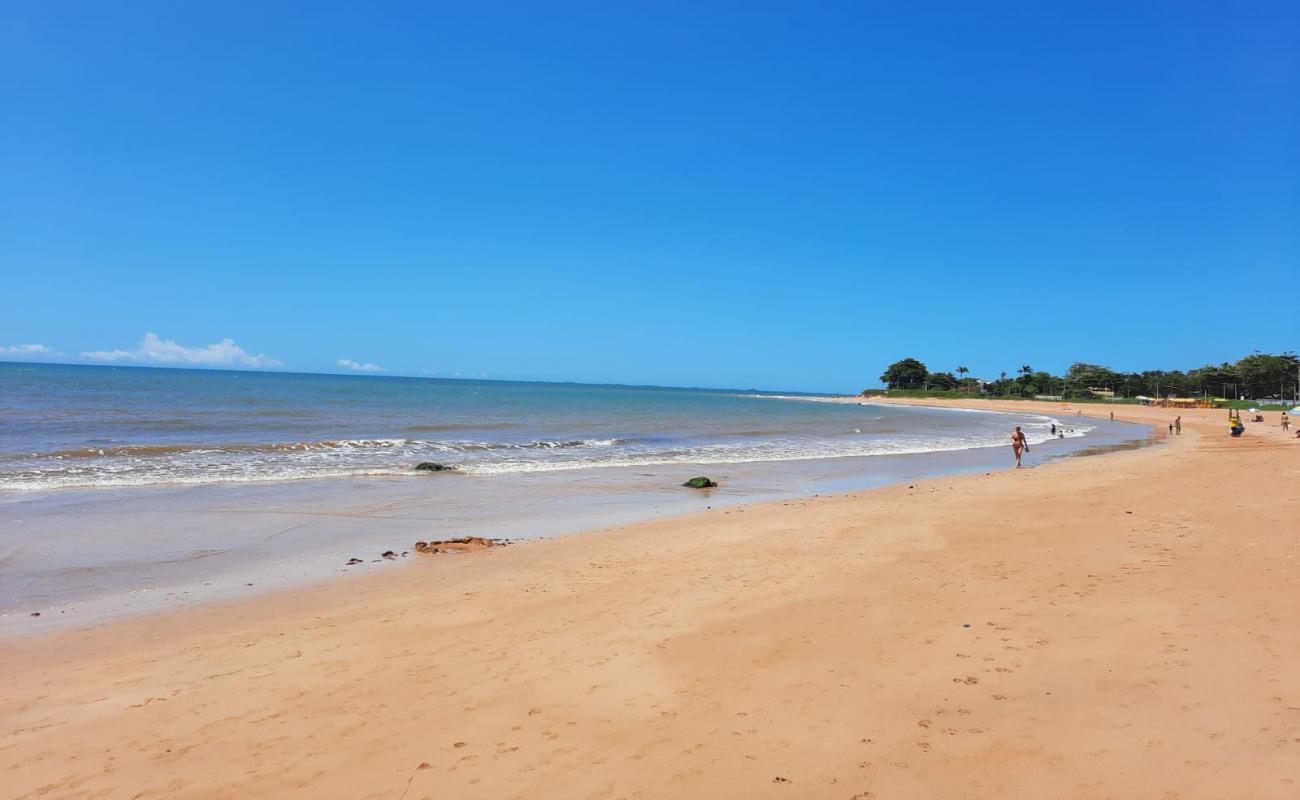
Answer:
(875, 352, 1300, 401)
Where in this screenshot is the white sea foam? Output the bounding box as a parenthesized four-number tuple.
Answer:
(0, 419, 1090, 491)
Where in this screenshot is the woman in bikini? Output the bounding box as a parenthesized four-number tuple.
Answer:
(1011, 426, 1029, 467)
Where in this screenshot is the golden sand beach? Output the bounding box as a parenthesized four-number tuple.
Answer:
(3, 401, 1297, 799)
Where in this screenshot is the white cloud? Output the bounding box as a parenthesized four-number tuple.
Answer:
(0, 343, 61, 359)
(338, 358, 384, 372)
(82, 333, 283, 368)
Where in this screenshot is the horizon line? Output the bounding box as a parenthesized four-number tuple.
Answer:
(0, 358, 839, 398)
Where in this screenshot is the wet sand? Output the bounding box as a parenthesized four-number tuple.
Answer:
(2, 402, 1297, 799)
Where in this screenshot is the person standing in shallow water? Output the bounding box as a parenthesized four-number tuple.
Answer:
(1011, 426, 1029, 467)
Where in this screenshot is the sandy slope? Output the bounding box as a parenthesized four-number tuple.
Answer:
(3, 402, 1297, 799)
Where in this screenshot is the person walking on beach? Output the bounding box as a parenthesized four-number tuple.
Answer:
(1011, 426, 1029, 467)
(1109, 410, 1114, 421)
(1282, 412, 1290, 432)
(1175, 416, 1182, 435)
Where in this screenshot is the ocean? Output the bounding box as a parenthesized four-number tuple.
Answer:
(0, 362, 1146, 630)
(1, 363, 1084, 491)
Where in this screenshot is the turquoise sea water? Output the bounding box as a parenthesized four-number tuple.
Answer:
(1, 363, 1083, 491)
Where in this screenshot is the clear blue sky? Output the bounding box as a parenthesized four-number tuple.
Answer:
(2, 1, 1296, 393)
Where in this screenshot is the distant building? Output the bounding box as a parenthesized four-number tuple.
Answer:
(1089, 387, 1115, 398)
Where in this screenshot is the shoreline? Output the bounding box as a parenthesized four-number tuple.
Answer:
(2, 401, 1296, 798)
(0, 405, 1148, 631)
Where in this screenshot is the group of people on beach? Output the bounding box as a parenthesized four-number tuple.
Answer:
(1014, 407, 1295, 466)
(1230, 409, 1295, 437)
(1013, 421, 1078, 467)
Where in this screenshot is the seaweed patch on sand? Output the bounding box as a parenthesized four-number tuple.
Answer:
(413, 536, 506, 555)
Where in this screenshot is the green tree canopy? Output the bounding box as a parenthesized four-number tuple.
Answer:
(869, 352, 1298, 402)
(1066, 362, 1119, 391)
(880, 358, 929, 389)
(927, 371, 958, 390)
(1187, 363, 1240, 394)
(1235, 352, 1299, 398)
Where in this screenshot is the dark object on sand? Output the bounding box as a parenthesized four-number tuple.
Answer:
(682, 476, 718, 489)
(415, 462, 454, 472)
(414, 536, 504, 554)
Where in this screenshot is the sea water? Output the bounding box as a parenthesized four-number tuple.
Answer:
(0, 363, 1147, 630)
(2, 363, 1093, 490)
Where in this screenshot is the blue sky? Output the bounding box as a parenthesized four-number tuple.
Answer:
(2, 1, 1296, 393)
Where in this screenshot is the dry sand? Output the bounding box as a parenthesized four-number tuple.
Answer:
(3, 402, 1298, 799)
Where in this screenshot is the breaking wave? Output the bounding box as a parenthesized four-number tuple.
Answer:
(0, 419, 1089, 492)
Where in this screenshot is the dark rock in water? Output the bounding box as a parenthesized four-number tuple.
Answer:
(682, 476, 718, 489)
(415, 462, 454, 472)
(381, 550, 396, 559)
(346, 557, 363, 565)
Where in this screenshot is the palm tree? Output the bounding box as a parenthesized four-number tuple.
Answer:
(956, 365, 969, 381)
(999, 370, 1007, 396)
(1017, 365, 1033, 396)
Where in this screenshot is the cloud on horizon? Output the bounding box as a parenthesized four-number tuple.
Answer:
(0, 343, 61, 359)
(337, 358, 384, 372)
(83, 333, 283, 368)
